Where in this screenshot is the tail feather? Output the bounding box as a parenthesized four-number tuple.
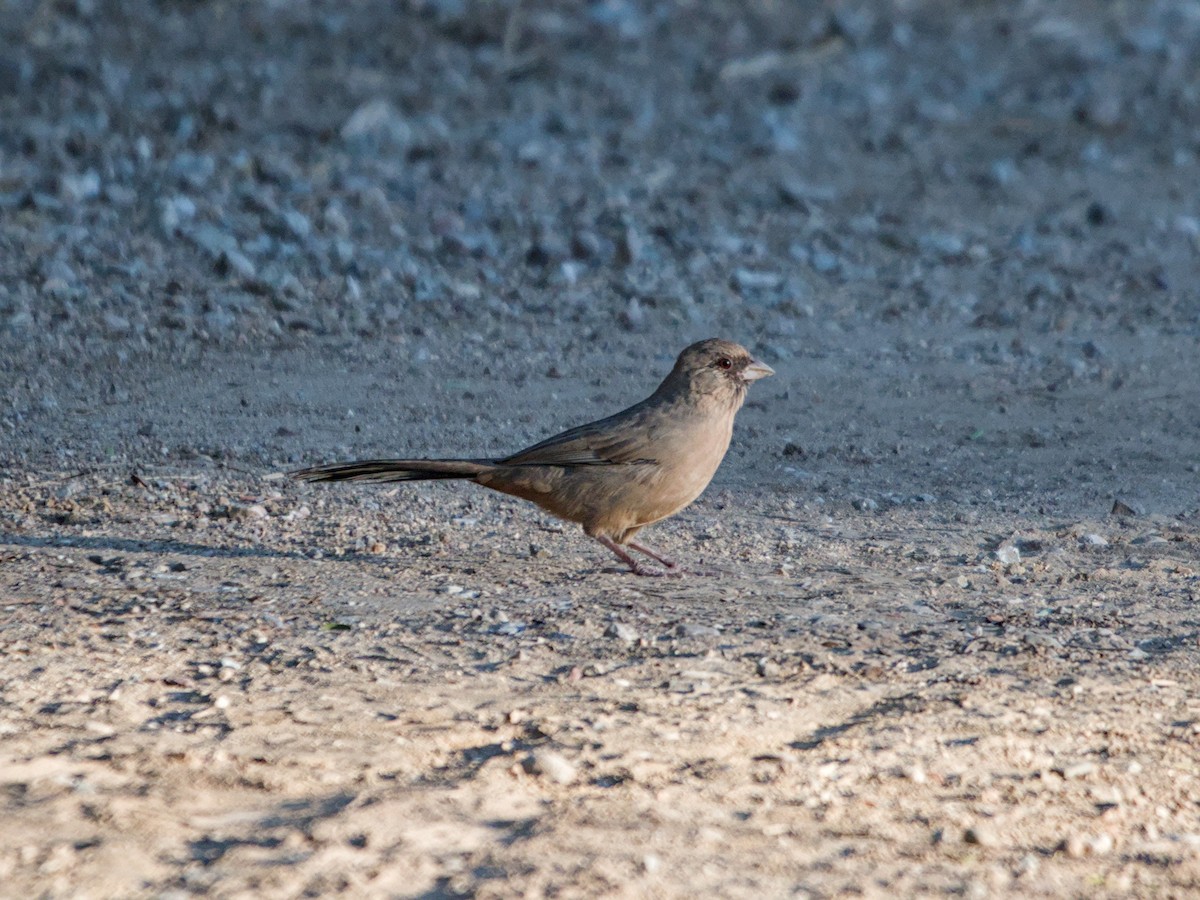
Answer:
(289, 458, 495, 484)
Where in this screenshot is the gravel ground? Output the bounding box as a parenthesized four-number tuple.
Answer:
(2, 1, 1199, 897)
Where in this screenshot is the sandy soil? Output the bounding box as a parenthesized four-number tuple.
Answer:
(2, 1, 1199, 897)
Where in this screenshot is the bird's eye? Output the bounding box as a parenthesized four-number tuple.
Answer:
(715, 356, 733, 370)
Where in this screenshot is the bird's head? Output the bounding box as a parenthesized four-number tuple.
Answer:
(662, 338, 774, 408)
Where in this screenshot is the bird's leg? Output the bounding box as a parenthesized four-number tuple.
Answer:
(594, 535, 672, 577)
(626, 540, 678, 570)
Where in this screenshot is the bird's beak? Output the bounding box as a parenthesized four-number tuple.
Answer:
(743, 358, 775, 382)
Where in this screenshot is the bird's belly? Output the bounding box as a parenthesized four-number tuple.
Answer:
(575, 451, 725, 537)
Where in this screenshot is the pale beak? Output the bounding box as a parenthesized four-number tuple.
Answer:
(742, 358, 775, 382)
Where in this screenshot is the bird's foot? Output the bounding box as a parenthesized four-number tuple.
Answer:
(625, 540, 680, 570)
(626, 542, 722, 577)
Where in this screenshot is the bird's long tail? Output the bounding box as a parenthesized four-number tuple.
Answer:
(289, 458, 495, 484)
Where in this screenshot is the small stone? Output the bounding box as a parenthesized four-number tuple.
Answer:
(1014, 854, 1040, 878)
(809, 247, 841, 275)
(1063, 834, 1087, 858)
(1130, 533, 1168, 546)
(756, 657, 779, 678)
(732, 269, 784, 292)
(989, 158, 1019, 186)
(605, 621, 639, 642)
(103, 312, 131, 333)
(994, 545, 1020, 566)
(160, 195, 196, 232)
(60, 170, 101, 203)
(218, 249, 257, 279)
(41, 277, 73, 299)
(1060, 761, 1096, 780)
(852, 497, 878, 512)
(675, 622, 720, 638)
(282, 208, 312, 240)
(526, 749, 577, 785)
(38, 843, 76, 874)
(1111, 498, 1142, 516)
(618, 296, 644, 331)
(1080, 533, 1108, 547)
(187, 223, 240, 259)
(342, 98, 412, 147)
(964, 824, 998, 847)
(169, 151, 216, 188)
(490, 621, 526, 636)
(919, 231, 965, 258)
(1063, 832, 1112, 858)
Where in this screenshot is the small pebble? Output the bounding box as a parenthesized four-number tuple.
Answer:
(1064, 831, 1113, 857)
(964, 824, 998, 847)
(994, 545, 1020, 566)
(756, 657, 779, 678)
(1111, 498, 1142, 516)
(1015, 854, 1040, 878)
(341, 98, 411, 146)
(526, 749, 577, 785)
(675, 623, 720, 638)
(605, 621, 639, 642)
(1061, 761, 1097, 780)
(732, 269, 784, 292)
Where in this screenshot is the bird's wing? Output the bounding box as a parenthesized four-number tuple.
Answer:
(500, 403, 661, 467)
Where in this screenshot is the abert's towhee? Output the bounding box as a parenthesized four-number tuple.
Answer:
(291, 338, 774, 576)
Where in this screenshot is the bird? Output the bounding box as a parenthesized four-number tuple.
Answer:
(290, 338, 774, 576)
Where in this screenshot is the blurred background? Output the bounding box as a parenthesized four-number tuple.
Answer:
(1, 0, 1198, 510)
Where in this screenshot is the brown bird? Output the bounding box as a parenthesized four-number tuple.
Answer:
(290, 338, 774, 576)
